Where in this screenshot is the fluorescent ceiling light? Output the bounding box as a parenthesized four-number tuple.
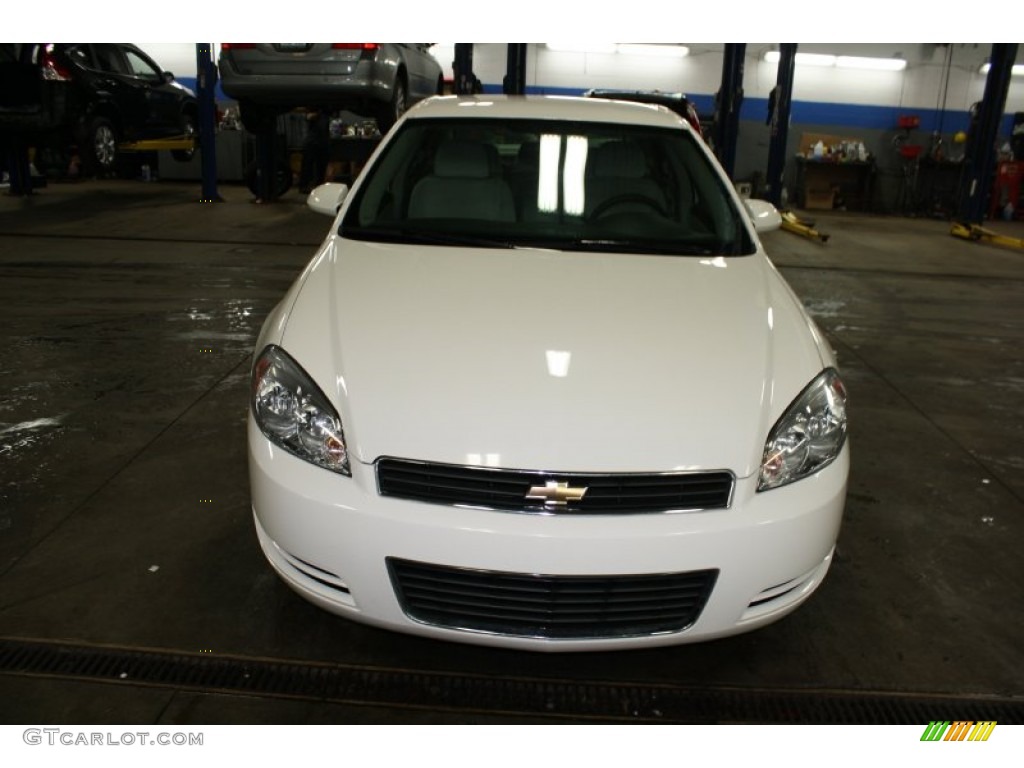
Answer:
(793, 53, 838, 67)
(537, 134, 561, 214)
(546, 43, 617, 54)
(764, 51, 836, 67)
(466, 453, 502, 467)
(616, 44, 689, 58)
(980, 63, 1024, 75)
(545, 350, 572, 378)
(764, 51, 905, 70)
(837, 55, 906, 71)
(546, 43, 689, 58)
(562, 135, 588, 217)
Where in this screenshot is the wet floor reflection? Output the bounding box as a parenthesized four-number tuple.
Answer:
(0, 254, 301, 568)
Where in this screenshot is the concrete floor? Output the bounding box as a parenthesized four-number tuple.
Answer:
(0, 179, 1022, 724)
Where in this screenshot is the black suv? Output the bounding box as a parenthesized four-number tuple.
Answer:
(0, 43, 198, 174)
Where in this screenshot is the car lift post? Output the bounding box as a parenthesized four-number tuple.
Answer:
(453, 44, 477, 95)
(503, 44, 528, 96)
(195, 44, 221, 203)
(253, 134, 277, 202)
(713, 43, 746, 180)
(952, 43, 1019, 246)
(765, 44, 796, 209)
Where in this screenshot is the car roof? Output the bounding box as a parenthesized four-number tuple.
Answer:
(405, 94, 689, 129)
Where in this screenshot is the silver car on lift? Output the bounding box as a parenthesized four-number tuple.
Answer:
(218, 43, 444, 134)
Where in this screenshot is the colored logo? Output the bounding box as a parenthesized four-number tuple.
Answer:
(525, 481, 588, 507)
(920, 721, 997, 742)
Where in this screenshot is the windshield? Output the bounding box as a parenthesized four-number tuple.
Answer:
(340, 118, 754, 256)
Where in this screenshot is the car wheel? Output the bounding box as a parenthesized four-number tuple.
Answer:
(244, 158, 293, 199)
(239, 102, 279, 135)
(171, 113, 197, 162)
(82, 117, 118, 175)
(376, 77, 407, 134)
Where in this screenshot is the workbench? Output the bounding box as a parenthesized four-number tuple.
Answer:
(795, 157, 876, 212)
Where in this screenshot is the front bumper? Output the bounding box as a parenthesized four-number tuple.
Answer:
(248, 416, 847, 651)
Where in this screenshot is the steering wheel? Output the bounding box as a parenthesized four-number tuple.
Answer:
(588, 193, 668, 219)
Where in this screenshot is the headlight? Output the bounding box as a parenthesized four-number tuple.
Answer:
(251, 345, 350, 475)
(758, 368, 847, 491)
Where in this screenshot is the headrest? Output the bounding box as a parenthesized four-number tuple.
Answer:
(433, 141, 492, 179)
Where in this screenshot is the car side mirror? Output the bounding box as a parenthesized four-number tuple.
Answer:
(162, 71, 175, 82)
(307, 183, 350, 217)
(744, 198, 782, 233)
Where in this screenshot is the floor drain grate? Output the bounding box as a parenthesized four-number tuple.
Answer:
(1, 637, 1021, 724)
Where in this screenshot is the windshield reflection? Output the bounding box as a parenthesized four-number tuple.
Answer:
(341, 118, 753, 257)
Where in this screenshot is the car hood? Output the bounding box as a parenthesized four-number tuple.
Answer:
(280, 237, 827, 477)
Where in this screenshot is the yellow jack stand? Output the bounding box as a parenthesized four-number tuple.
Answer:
(950, 222, 1024, 251)
(118, 135, 196, 153)
(780, 211, 830, 243)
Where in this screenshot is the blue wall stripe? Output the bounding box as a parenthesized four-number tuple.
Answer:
(480, 83, 1017, 138)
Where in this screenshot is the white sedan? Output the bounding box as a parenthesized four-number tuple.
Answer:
(248, 95, 849, 651)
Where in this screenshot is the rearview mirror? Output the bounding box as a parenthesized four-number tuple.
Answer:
(307, 183, 350, 217)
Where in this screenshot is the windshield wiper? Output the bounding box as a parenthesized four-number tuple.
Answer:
(344, 227, 738, 256)
(343, 226, 517, 249)
(563, 239, 717, 256)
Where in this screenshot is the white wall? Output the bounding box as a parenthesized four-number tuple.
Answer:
(134, 44, 205, 79)
(469, 43, 1024, 116)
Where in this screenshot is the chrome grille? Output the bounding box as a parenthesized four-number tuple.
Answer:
(388, 558, 718, 639)
(376, 458, 733, 514)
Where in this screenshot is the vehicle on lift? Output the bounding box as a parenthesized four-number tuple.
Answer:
(217, 43, 444, 135)
(248, 95, 848, 651)
(584, 89, 707, 139)
(0, 43, 198, 175)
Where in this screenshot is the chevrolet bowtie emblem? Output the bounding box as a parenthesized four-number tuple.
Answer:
(525, 481, 588, 507)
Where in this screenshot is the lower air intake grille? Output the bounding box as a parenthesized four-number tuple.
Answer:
(388, 558, 718, 639)
(376, 458, 733, 513)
